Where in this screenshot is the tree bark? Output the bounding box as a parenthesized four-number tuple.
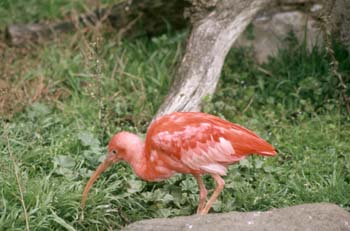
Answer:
(154, 0, 274, 119)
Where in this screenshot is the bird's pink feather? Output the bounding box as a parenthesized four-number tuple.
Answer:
(145, 112, 276, 176)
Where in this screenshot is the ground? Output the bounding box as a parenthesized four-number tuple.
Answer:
(0, 0, 350, 230)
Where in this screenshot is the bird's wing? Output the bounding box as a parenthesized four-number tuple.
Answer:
(146, 113, 275, 175)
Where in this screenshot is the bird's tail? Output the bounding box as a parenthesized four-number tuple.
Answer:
(253, 138, 277, 156)
(221, 121, 277, 157)
(257, 148, 277, 156)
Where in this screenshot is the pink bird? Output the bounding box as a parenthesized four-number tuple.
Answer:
(81, 112, 276, 214)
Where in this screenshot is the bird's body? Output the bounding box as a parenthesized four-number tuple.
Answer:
(81, 112, 276, 214)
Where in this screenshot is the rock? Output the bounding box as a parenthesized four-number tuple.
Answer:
(235, 0, 350, 63)
(123, 203, 350, 231)
(235, 10, 323, 63)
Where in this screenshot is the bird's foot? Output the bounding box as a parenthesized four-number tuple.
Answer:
(196, 206, 204, 215)
(198, 208, 209, 215)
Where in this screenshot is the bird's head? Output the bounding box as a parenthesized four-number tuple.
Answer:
(81, 132, 142, 209)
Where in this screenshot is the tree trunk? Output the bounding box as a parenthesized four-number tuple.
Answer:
(153, 0, 274, 119)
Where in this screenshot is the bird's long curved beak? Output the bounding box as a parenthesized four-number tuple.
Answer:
(81, 159, 113, 209)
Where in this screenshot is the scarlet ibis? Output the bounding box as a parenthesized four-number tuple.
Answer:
(81, 112, 276, 215)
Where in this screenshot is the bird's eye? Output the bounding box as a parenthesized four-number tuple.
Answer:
(112, 150, 117, 155)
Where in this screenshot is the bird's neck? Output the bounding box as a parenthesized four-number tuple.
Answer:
(126, 141, 170, 181)
(128, 144, 148, 179)
(121, 137, 150, 180)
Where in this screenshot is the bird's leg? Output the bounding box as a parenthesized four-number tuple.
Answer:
(200, 174, 225, 215)
(193, 174, 207, 214)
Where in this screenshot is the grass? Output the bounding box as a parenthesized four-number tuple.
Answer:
(1, 0, 350, 230)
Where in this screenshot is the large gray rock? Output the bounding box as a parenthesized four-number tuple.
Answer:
(236, 10, 323, 63)
(236, 0, 350, 63)
(123, 203, 350, 231)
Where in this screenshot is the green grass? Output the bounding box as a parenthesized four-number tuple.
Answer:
(1, 1, 350, 230)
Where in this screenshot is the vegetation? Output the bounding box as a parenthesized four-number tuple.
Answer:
(1, 0, 349, 230)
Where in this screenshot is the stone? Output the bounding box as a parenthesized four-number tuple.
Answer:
(123, 203, 350, 231)
(235, 10, 323, 63)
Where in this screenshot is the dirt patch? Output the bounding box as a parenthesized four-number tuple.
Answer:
(0, 76, 47, 118)
(0, 40, 70, 118)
